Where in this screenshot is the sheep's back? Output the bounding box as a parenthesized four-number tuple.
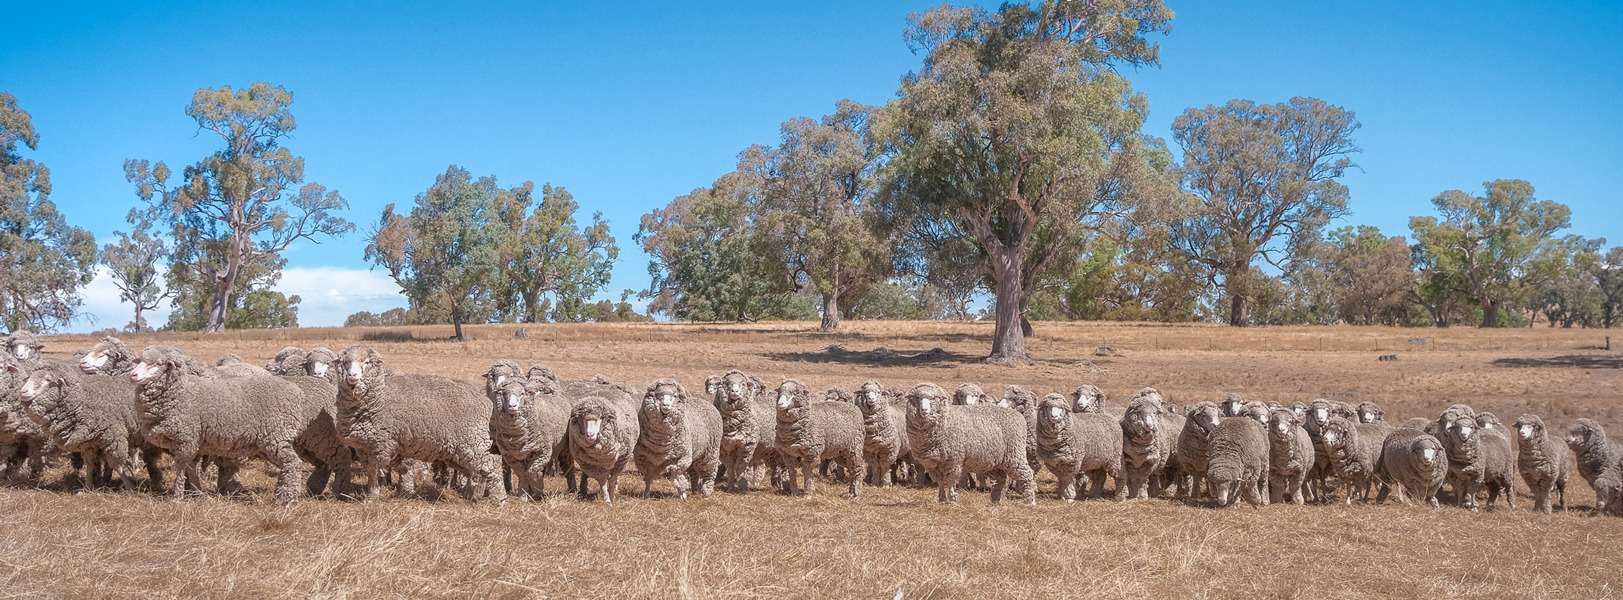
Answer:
(949, 405, 1026, 474)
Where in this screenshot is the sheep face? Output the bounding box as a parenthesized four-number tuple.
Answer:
(953, 384, 985, 406)
(1185, 401, 1222, 436)
(905, 383, 950, 428)
(483, 360, 524, 397)
(714, 370, 763, 410)
(1267, 409, 1300, 443)
(1567, 419, 1605, 451)
(1220, 394, 1245, 417)
(571, 398, 617, 445)
(1070, 385, 1104, 413)
(1512, 414, 1545, 443)
(6, 332, 41, 361)
(1036, 394, 1071, 436)
(1242, 402, 1270, 425)
(80, 336, 130, 374)
(854, 381, 887, 416)
(1122, 401, 1161, 444)
(1443, 417, 1480, 461)
(1290, 402, 1308, 420)
(1473, 412, 1501, 431)
(776, 380, 813, 414)
(1356, 402, 1384, 424)
(643, 379, 688, 420)
(16, 370, 57, 407)
(1319, 417, 1357, 453)
(1410, 436, 1444, 469)
(999, 386, 1037, 414)
(337, 346, 386, 395)
(496, 380, 533, 416)
(129, 347, 189, 387)
(1306, 399, 1335, 432)
(304, 348, 337, 379)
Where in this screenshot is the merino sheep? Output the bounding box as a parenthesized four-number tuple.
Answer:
(0, 352, 50, 483)
(1070, 384, 1106, 414)
(1303, 398, 1357, 503)
(129, 346, 316, 503)
(774, 380, 864, 497)
(1265, 409, 1315, 505)
(334, 346, 504, 502)
(634, 379, 722, 499)
(1565, 419, 1623, 516)
(1511, 414, 1568, 513)
(1206, 417, 1270, 508)
(1120, 389, 1179, 500)
(1440, 416, 1515, 512)
(1317, 416, 1392, 504)
(16, 362, 162, 490)
(1175, 401, 1223, 501)
(1356, 402, 1385, 424)
(1219, 393, 1246, 418)
(489, 378, 574, 500)
(904, 383, 1034, 504)
(707, 370, 780, 492)
(78, 337, 138, 376)
(1375, 428, 1447, 507)
(854, 380, 910, 487)
(1035, 393, 1122, 502)
(953, 383, 987, 406)
(265, 347, 308, 375)
(998, 385, 1042, 476)
(568, 395, 640, 503)
(1241, 401, 1271, 426)
(1474, 412, 1503, 432)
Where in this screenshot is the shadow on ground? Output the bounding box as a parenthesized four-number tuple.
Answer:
(1490, 355, 1623, 369)
(763, 344, 980, 366)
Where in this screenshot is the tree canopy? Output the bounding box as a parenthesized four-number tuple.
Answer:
(0, 93, 98, 333)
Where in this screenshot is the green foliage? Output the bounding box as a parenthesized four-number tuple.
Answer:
(0, 93, 98, 332)
(847, 281, 925, 320)
(102, 212, 170, 331)
(490, 183, 619, 323)
(1408, 180, 1571, 327)
(343, 307, 411, 327)
(592, 290, 652, 323)
(1168, 97, 1360, 326)
(125, 82, 352, 332)
(225, 290, 300, 329)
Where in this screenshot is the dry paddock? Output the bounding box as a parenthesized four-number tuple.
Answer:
(6, 321, 1622, 599)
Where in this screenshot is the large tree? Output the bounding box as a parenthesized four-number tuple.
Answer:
(0, 92, 98, 332)
(366, 165, 506, 340)
(1168, 97, 1361, 326)
(879, 0, 1174, 363)
(1318, 225, 1414, 325)
(490, 183, 618, 323)
(1585, 246, 1623, 328)
(748, 100, 889, 331)
(1408, 180, 1570, 327)
(126, 83, 352, 332)
(101, 212, 171, 331)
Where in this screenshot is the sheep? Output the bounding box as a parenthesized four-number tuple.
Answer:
(0, 352, 50, 484)
(1474, 412, 1502, 432)
(78, 337, 138, 376)
(1512, 414, 1568, 514)
(1241, 401, 1271, 426)
(1426, 404, 1476, 440)
(1175, 401, 1223, 501)
(487, 378, 574, 500)
(265, 347, 308, 375)
(1265, 409, 1315, 505)
(1356, 402, 1385, 424)
(1317, 416, 1392, 505)
(1289, 401, 1308, 421)
(903, 383, 1034, 504)
(1206, 417, 1270, 508)
(1439, 416, 1515, 512)
(1070, 384, 1107, 414)
(997, 385, 1041, 476)
(706, 370, 781, 492)
(774, 379, 864, 497)
(1218, 393, 1246, 418)
(1302, 398, 1357, 503)
(1120, 388, 1179, 500)
(634, 379, 722, 499)
(568, 394, 640, 504)
(1034, 393, 1122, 502)
(1565, 418, 1623, 516)
(824, 387, 855, 404)
(953, 383, 987, 406)
(333, 345, 504, 503)
(16, 362, 163, 491)
(1375, 428, 1447, 507)
(853, 380, 910, 487)
(128, 346, 316, 504)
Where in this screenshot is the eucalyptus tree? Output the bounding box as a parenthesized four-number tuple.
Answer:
(0, 92, 97, 332)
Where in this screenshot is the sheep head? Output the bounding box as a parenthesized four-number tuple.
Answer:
(998, 385, 1037, 416)
(1306, 399, 1335, 432)
(1122, 398, 1163, 444)
(824, 387, 854, 404)
(953, 383, 985, 406)
(1356, 402, 1384, 424)
(570, 397, 618, 446)
(6, 331, 42, 361)
(526, 366, 560, 388)
(775, 380, 813, 416)
(304, 347, 338, 381)
(1289, 401, 1308, 420)
(1070, 384, 1105, 413)
(854, 381, 887, 416)
(643, 379, 688, 421)
(1267, 409, 1301, 443)
(1473, 412, 1501, 431)
(1410, 435, 1444, 469)
(18, 362, 77, 419)
(1442, 417, 1480, 461)
(337, 346, 387, 395)
(713, 370, 763, 411)
(1242, 401, 1270, 425)
(1036, 394, 1072, 437)
(1567, 418, 1605, 452)
(1513, 414, 1546, 443)
(1319, 416, 1358, 453)
(266, 346, 308, 375)
(1438, 404, 1475, 428)
(129, 346, 192, 388)
(1219, 393, 1246, 418)
(905, 383, 950, 427)
(80, 336, 133, 375)
(1184, 401, 1222, 435)
(483, 360, 524, 397)
(496, 379, 534, 417)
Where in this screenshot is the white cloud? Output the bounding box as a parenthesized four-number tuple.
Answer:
(66, 265, 405, 332)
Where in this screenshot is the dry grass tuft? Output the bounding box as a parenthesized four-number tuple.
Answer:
(12, 321, 1622, 597)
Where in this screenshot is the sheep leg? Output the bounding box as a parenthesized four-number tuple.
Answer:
(523, 459, 549, 500)
(267, 445, 303, 505)
(938, 465, 962, 503)
(1503, 479, 1516, 511)
(604, 473, 620, 504)
(475, 454, 505, 503)
(843, 452, 863, 499)
(670, 472, 690, 500)
(1557, 480, 1567, 512)
(306, 463, 333, 498)
(170, 447, 200, 499)
(140, 446, 164, 491)
(1241, 479, 1262, 508)
(1055, 467, 1077, 504)
(799, 458, 816, 496)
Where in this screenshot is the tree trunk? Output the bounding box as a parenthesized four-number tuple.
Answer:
(1480, 299, 1500, 328)
(132, 305, 145, 332)
(523, 291, 542, 324)
(819, 292, 840, 331)
(452, 311, 465, 341)
(1226, 267, 1249, 327)
(206, 231, 250, 333)
(987, 253, 1031, 365)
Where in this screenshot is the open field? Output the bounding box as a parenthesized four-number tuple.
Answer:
(8, 321, 1623, 598)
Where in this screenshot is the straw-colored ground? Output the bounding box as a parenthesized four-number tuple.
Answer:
(6, 321, 1623, 599)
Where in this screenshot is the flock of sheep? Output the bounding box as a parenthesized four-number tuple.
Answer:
(0, 331, 1620, 515)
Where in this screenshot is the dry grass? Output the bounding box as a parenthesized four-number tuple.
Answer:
(11, 321, 1623, 598)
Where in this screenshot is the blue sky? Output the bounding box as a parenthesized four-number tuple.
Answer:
(4, 1, 1620, 330)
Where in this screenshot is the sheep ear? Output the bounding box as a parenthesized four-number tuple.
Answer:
(676, 383, 689, 403)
